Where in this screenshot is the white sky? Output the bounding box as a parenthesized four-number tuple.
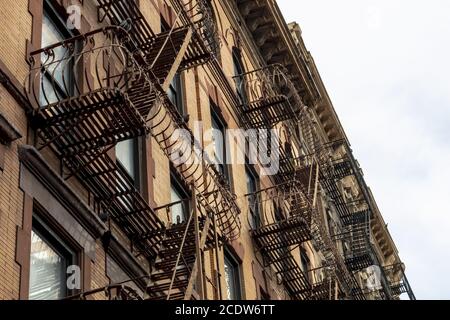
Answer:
(277, 0, 450, 299)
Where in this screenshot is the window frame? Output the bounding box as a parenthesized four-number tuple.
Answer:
(41, 1, 76, 104)
(223, 248, 242, 300)
(116, 137, 141, 189)
(300, 249, 312, 284)
(29, 214, 79, 300)
(232, 47, 247, 105)
(161, 16, 185, 117)
(245, 165, 261, 229)
(169, 170, 191, 224)
(168, 72, 185, 117)
(210, 104, 231, 184)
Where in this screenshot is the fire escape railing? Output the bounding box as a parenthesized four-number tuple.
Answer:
(25, 26, 164, 259)
(383, 263, 416, 300)
(233, 64, 305, 129)
(94, 0, 241, 242)
(25, 0, 240, 263)
(64, 284, 144, 300)
(245, 181, 313, 299)
(97, 0, 218, 71)
(319, 140, 397, 299)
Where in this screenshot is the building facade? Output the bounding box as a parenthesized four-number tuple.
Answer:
(0, 0, 414, 300)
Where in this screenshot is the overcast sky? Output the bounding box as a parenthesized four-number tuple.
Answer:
(277, 0, 450, 299)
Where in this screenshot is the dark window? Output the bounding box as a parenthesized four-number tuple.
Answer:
(116, 138, 140, 186)
(29, 216, 77, 300)
(168, 73, 185, 116)
(300, 250, 311, 283)
(246, 167, 260, 229)
(260, 288, 270, 300)
(161, 17, 185, 116)
(224, 250, 241, 300)
(273, 201, 284, 222)
(40, 2, 74, 106)
(211, 106, 230, 183)
(232, 48, 246, 105)
(170, 173, 190, 224)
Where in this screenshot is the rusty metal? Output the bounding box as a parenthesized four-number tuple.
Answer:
(244, 181, 313, 299)
(233, 64, 306, 129)
(64, 284, 143, 300)
(97, 0, 216, 70)
(383, 263, 416, 300)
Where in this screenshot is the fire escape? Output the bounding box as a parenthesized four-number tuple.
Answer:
(383, 263, 416, 300)
(235, 65, 317, 299)
(277, 111, 366, 300)
(25, 0, 239, 300)
(319, 140, 395, 299)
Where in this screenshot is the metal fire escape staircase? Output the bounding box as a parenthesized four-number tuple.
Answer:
(383, 263, 416, 300)
(234, 64, 304, 130)
(247, 182, 313, 300)
(320, 140, 395, 299)
(235, 65, 316, 299)
(146, 197, 219, 300)
(280, 114, 366, 300)
(25, 0, 240, 299)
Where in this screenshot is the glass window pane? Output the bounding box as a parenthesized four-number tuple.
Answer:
(167, 73, 183, 116)
(40, 75, 59, 106)
(116, 139, 136, 180)
(224, 256, 236, 300)
(29, 231, 65, 300)
(211, 117, 224, 165)
(170, 186, 186, 224)
(42, 14, 70, 92)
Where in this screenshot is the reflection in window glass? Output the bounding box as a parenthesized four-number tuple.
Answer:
(246, 168, 260, 229)
(40, 11, 72, 106)
(168, 73, 184, 116)
(170, 185, 186, 224)
(211, 113, 226, 176)
(29, 231, 65, 300)
(116, 139, 137, 181)
(224, 254, 241, 300)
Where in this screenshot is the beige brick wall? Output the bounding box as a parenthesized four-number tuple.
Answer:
(0, 85, 28, 300)
(0, 0, 298, 300)
(0, 0, 32, 82)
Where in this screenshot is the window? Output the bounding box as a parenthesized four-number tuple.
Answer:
(224, 250, 241, 300)
(300, 250, 311, 283)
(246, 167, 260, 229)
(211, 106, 230, 182)
(232, 47, 246, 105)
(116, 138, 139, 185)
(161, 17, 185, 117)
(168, 73, 185, 116)
(260, 288, 270, 300)
(29, 217, 77, 300)
(170, 173, 190, 224)
(40, 2, 74, 106)
(273, 201, 284, 222)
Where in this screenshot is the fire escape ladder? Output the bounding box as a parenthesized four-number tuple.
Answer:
(94, 0, 241, 241)
(97, 0, 215, 71)
(247, 182, 313, 299)
(146, 203, 215, 300)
